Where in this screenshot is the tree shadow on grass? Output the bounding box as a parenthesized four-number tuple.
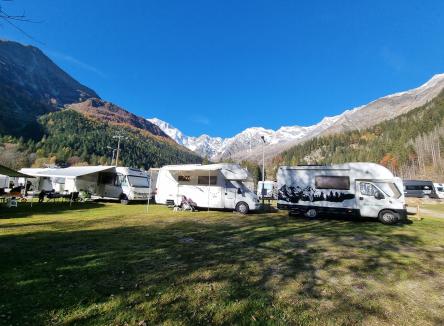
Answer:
(0, 214, 442, 325)
(0, 202, 105, 219)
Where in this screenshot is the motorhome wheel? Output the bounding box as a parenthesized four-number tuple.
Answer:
(378, 210, 399, 225)
(235, 202, 249, 214)
(120, 194, 129, 205)
(305, 209, 317, 218)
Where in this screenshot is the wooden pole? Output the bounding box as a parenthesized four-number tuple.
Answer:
(147, 169, 152, 214)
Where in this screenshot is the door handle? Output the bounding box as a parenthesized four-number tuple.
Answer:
(359, 197, 364, 200)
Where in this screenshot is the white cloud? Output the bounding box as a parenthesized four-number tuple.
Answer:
(46, 49, 106, 78)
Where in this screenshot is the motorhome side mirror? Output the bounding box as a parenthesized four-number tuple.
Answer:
(375, 192, 385, 200)
(237, 188, 242, 194)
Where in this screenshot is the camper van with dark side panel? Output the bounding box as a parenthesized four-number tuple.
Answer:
(403, 180, 438, 199)
(277, 163, 407, 224)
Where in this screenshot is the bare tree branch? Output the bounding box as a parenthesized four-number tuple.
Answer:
(0, 0, 44, 44)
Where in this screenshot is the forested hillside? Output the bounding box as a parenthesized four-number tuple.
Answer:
(0, 110, 202, 170)
(273, 90, 444, 181)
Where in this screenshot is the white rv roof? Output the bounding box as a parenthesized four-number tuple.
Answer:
(279, 163, 395, 180)
(20, 166, 115, 178)
(161, 163, 250, 180)
(0, 164, 31, 177)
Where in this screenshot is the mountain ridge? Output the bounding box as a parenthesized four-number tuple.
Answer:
(0, 39, 99, 139)
(149, 73, 444, 162)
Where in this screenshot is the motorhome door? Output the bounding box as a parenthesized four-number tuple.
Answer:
(356, 181, 388, 218)
(224, 180, 237, 209)
(102, 172, 122, 199)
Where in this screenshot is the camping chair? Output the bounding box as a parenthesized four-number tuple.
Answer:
(166, 199, 176, 208)
(6, 197, 18, 208)
(70, 192, 79, 202)
(180, 196, 198, 211)
(79, 190, 92, 202)
(47, 191, 62, 202)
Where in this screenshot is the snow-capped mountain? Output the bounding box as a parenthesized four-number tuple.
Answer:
(147, 118, 326, 160)
(147, 118, 227, 158)
(149, 73, 444, 162)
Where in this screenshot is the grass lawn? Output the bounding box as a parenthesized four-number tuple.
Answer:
(1, 202, 444, 325)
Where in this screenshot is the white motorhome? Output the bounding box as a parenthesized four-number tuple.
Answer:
(155, 163, 260, 213)
(20, 166, 150, 204)
(257, 180, 277, 199)
(277, 163, 407, 224)
(433, 183, 444, 199)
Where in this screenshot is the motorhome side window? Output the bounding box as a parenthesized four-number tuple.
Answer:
(178, 175, 191, 182)
(315, 176, 350, 190)
(114, 174, 123, 187)
(405, 185, 431, 190)
(225, 180, 235, 188)
(100, 173, 115, 185)
(360, 183, 380, 196)
(117, 174, 128, 187)
(198, 176, 217, 185)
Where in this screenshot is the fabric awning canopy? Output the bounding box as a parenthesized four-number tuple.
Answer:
(163, 163, 250, 180)
(0, 164, 31, 177)
(19, 166, 116, 178)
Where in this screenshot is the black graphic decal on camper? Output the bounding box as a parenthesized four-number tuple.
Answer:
(278, 185, 355, 203)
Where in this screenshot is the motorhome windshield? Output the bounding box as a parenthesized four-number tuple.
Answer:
(374, 182, 402, 199)
(127, 175, 149, 188)
(229, 180, 249, 191)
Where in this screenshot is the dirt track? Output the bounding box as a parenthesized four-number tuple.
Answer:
(406, 198, 444, 219)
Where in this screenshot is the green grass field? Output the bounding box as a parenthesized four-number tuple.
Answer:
(1, 202, 444, 325)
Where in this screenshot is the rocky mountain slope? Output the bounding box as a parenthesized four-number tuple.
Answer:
(0, 39, 98, 138)
(150, 73, 444, 162)
(69, 99, 168, 139)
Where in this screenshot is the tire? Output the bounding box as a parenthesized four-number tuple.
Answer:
(305, 208, 317, 218)
(120, 194, 129, 205)
(378, 210, 400, 225)
(235, 202, 249, 214)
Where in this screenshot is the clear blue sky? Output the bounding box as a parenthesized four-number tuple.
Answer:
(2, 0, 444, 137)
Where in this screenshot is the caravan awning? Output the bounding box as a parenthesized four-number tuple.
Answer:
(163, 163, 250, 180)
(19, 166, 116, 178)
(0, 164, 31, 178)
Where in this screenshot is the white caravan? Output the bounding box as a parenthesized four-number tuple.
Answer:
(155, 163, 260, 213)
(20, 166, 150, 203)
(257, 181, 277, 199)
(0, 175, 9, 189)
(277, 163, 407, 224)
(433, 183, 444, 199)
